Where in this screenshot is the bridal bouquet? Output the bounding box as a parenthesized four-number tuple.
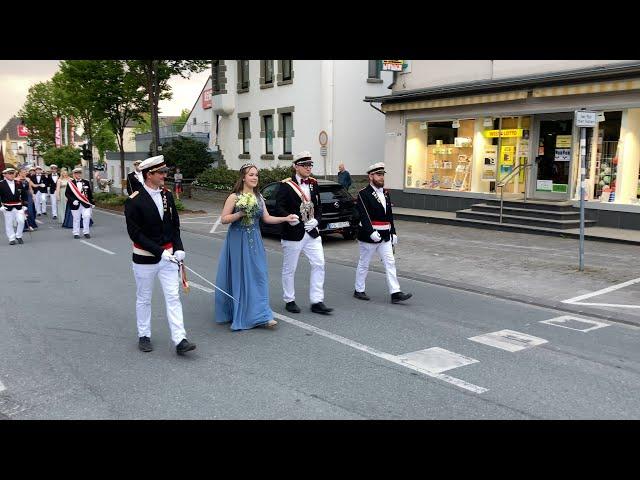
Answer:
(235, 193, 259, 226)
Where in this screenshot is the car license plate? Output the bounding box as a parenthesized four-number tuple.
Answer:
(327, 221, 350, 229)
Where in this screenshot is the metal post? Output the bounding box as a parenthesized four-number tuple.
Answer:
(579, 127, 586, 271)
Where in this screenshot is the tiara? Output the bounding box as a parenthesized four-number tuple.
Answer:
(240, 163, 257, 170)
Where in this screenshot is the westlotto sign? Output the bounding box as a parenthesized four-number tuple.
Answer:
(202, 88, 212, 109)
(483, 129, 523, 138)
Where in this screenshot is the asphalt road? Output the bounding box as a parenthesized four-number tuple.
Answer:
(1, 209, 640, 419)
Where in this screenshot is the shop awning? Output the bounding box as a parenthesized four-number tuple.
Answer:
(381, 90, 529, 112)
(532, 78, 640, 98)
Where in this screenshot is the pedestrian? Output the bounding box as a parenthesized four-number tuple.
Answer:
(337, 163, 352, 191)
(275, 151, 333, 315)
(56, 167, 70, 223)
(173, 167, 183, 200)
(29, 166, 48, 216)
(126, 160, 144, 195)
(353, 162, 412, 304)
(0, 167, 28, 245)
(17, 168, 37, 231)
(124, 155, 196, 355)
(48, 164, 59, 220)
(65, 167, 94, 239)
(215, 163, 299, 330)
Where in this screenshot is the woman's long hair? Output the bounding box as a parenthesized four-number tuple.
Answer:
(232, 164, 260, 196)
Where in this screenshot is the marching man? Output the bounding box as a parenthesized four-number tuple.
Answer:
(48, 164, 59, 220)
(0, 167, 28, 245)
(275, 151, 333, 315)
(30, 166, 48, 216)
(354, 162, 412, 304)
(65, 167, 95, 239)
(124, 155, 196, 356)
(126, 160, 144, 195)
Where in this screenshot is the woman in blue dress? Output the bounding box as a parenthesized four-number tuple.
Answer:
(215, 164, 299, 331)
(17, 168, 37, 231)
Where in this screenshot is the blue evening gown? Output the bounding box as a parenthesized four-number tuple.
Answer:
(215, 196, 274, 331)
(62, 203, 94, 229)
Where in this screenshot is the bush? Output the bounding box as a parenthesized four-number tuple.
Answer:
(162, 137, 214, 178)
(94, 192, 127, 206)
(174, 199, 185, 211)
(42, 145, 82, 171)
(195, 165, 294, 190)
(93, 192, 118, 203)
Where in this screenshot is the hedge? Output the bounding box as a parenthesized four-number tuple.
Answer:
(195, 165, 293, 190)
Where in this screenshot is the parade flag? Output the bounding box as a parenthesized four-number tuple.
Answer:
(55, 117, 62, 147)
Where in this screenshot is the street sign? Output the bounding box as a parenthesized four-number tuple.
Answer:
(320, 146, 327, 157)
(319, 130, 328, 146)
(575, 110, 597, 127)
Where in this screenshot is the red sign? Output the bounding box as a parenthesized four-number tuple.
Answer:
(202, 88, 212, 109)
(55, 117, 62, 147)
(17, 124, 29, 137)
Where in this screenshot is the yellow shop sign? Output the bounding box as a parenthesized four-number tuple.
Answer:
(483, 128, 523, 138)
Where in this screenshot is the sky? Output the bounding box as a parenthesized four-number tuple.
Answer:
(0, 60, 211, 129)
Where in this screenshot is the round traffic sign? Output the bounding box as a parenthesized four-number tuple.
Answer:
(319, 130, 328, 146)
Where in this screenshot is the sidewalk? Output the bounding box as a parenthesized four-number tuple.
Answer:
(178, 197, 640, 326)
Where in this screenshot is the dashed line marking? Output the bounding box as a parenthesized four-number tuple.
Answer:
(80, 240, 116, 255)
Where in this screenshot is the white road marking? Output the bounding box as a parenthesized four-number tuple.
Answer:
(80, 240, 116, 255)
(188, 281, 214, 294)
(35, 219, 43, 224)
(562, 277, 640, 304)
(273, 313, 488, 394)
(469, 330, 548, 352)
(397, 347, 479, 374)
(181, 214, 217, 220)
(540, 316, 610, 332)
(0, 380, 5, 392)
(565, 301, 640, 309)
(210, 216, 222, 233)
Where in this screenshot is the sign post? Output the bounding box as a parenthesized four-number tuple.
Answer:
(319, 130, 328, 179)
(575, 110, 597, 271)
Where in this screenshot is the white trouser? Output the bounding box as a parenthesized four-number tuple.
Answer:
(355, 240, 401, 295)
(132, 259, 186, 345)
(49, 193, 57, 216)
(35, 191, 47, 214)
(2, 208, 25, 241)
(71, 205, 92, 235)
(281, 234, 325, 304)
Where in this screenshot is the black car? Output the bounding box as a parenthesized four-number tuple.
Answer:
(260, 179, 359, 240)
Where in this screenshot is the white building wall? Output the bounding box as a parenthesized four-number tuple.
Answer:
(184, 77, 212, 134)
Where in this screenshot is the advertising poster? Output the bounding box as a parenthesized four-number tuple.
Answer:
(500, 145, 515, 166)
(554, 148, 571, 162)
(482, 145, 497, 180)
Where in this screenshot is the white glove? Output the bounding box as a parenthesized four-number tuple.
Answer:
(392, 234, 398, 246)
(0, 206, 6, 211)
(174, 250, 185, 262)
(288, 216, 300, 226)
(370, 231, 382, 242)
(161, 249, 176, 262)
(73, 200, 79, 206)
(304, 218, 318, 232)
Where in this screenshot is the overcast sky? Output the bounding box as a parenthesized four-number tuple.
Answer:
(0, 60, 211, 129)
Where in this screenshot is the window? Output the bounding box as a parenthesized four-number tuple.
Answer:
(282, 113, 293, 154)
(264, 115, 274, 154)
(367, 60, 382, 83)
(237, 60, 250, 92)
(241, 118, 250, 154)
(212, 60, 226, 94)
(193, 117, 197, 125)
(277, 61, 294, 86)
(260, 60, 274, 89)
(282, 60, 292, 81)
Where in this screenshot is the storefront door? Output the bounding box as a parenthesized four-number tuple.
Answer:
(530, 113, 575, 200)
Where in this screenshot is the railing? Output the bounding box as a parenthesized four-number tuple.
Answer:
(496, 162, 532, 223)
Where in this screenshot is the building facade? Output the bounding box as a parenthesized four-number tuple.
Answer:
(210, 60, 393, 175)
(366, 60, 640, 229)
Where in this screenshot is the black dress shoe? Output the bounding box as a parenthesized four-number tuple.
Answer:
(84, 234, 91, 239)
(42, 212, 47, 216)
(16, 238, 24, 244)
(311, 302, 333, 314)
(176, 339, 196, 355)
(285, 301, 301, 313)
(37, 213, 41, 217)
(353, 290, 370, 301)
(74, 235, 80, 239)
(391, 292, 413, 303)
(138, 336, 153, 352)
(52, 216, 57, 219)
(9, 240, 16, 245)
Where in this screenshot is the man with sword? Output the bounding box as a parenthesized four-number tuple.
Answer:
(124, 155, 196, 356)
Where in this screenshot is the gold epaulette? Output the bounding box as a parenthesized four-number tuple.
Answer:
(129, 191, 139, 199)
(281, 177, 292, 182)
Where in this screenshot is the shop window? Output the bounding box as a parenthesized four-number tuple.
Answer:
(591, 111, 622, 201)
(405, 119, 475, 191)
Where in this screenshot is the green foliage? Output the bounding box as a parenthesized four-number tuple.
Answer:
(162, 136, 213, 178)
(172, 108, 191, 132)
(93, 120, 117, 161)
(258, 165, 294, 185)
(133, 113, 152, 135)
(174, 199, 185, 211)
(42, 146, 82, 171)
(94, 192, 127, 206)
(19, 81, 68, 152)
(195, 165, 293, 190)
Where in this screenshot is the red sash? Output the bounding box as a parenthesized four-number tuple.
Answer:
(68, 180, 90, 205)
(285, 179, 310, 202)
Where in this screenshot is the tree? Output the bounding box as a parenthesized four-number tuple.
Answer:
(162, 136, 213, 178)
(127, 60, 210, 156)
(42, 145, 82, 171)
(19, 80, 70, 153)
(172, 108, 191, 132)
(93, 119, 117, 162)
(133, 113, 152, 135)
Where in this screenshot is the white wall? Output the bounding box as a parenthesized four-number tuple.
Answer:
(184, 77, 212, 134)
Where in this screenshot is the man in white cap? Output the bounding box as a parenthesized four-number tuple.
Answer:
(124, 155, 196, 356)
(274, 151, 333, 315)
(126, 159, 144, 195)
(30, 166, 48, 216)
(0, 167, 28, 245)
(48, 164, 59, 219)
(354, 162, 412, 304)
(65, 167, 95, 239)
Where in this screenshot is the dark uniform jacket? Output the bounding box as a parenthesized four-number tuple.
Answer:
(49, 173, 59, 194)
(274, 176, 322, 241)
(0, 179, 28, 210)
(65, 179, 94, 209)
(356, 184, 396, 244)
(124, 187, 184, 265)
(126, 171, 143, 195)
(29, 173, 50, 194)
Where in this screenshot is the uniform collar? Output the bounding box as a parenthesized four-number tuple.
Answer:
(143, 184, 162, 196)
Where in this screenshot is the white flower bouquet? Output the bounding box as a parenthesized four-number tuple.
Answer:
(235, 193, 259, 226)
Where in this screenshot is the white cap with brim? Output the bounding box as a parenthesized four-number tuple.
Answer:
(72, 167, 83, 174)
(366, 162, 386, 174)
(293, 151, 313, 165)
(49, 164, 58, 168)
(2, 167, 16, 174)
(139, 155, 168, 173)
